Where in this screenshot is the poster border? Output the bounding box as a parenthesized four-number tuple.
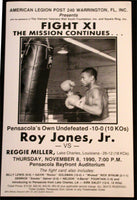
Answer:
(0, 0, 136, 199)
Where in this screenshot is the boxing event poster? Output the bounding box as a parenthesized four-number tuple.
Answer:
(0, 0, 135, 198)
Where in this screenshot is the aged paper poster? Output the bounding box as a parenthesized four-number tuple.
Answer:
(0, 1, 134, 197)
